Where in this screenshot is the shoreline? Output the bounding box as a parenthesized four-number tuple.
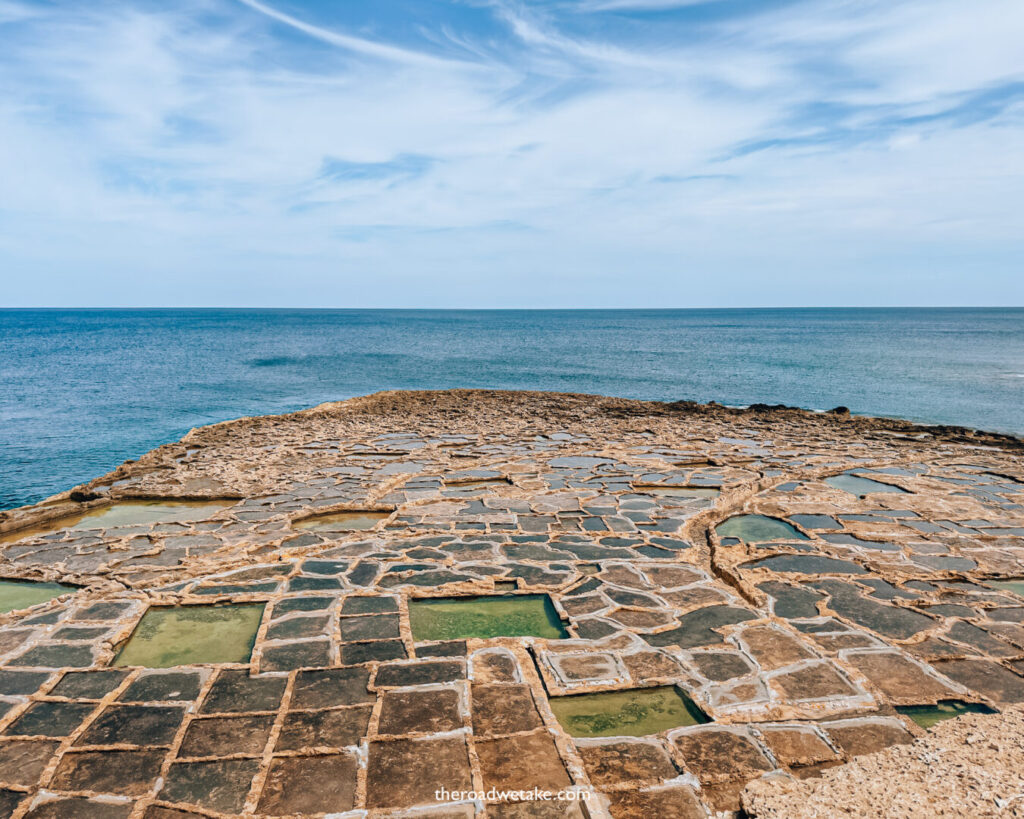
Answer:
(4, 387, 1024, 522)
(6, 308, 1023, 508)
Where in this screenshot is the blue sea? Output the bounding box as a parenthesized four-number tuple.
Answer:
(1, 308, 1022, 510)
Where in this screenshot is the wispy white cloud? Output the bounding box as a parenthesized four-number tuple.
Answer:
(0, 0, 1022, 306)
(572, 0, 725, 10)
(0, 0, 38, 24)
(233, 0, 470, 68)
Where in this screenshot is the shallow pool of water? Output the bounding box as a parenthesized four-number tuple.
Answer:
(549, 456, 610, 468)
(0, 500, 234, 543)
(114, 603, 265, 667)
(0, 579, 78, 613)
(409, 594, 568, 641)
(635, 486, 720, 499)
(716, 514, 808, 543)
(826, 473, 908, 496)
(293, 510, 391, 532)
(745, 554, 867, 574)
(896, 700, 996, 729)
(989, 580, 1024, 599)
(549, 686, 709, 737)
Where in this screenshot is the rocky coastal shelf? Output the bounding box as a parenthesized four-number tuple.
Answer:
(0, 389, 1021, 817)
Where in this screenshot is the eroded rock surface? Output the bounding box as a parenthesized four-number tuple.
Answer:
(0, 389, 1020, 817)
(742, 704, 1024, 818)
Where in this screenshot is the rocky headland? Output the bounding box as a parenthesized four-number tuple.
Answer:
(0, 390, 1021, 818)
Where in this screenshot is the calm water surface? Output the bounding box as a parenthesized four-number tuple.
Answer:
(1, 308, 1022, 509)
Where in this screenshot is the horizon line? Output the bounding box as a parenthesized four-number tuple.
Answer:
(2, 305, 1022, 312)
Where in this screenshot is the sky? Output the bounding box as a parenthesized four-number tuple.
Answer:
(1, 0, 1022, 308)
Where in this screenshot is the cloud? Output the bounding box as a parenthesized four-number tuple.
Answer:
(319, 154, 438, 183)
(0, 0, 1022, 306)
(0, 0, 37, 23)
(572, 0, 727, 10)
(233, 0, 470, 68)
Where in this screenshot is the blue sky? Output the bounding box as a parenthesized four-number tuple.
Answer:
(1, 0, 1022, 307)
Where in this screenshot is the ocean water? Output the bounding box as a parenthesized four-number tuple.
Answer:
(1, 308, 1022, 510)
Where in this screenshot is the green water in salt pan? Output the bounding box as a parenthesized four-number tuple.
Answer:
(896, 700, 995, 729)
(989, 580, 1024, 599)
(409, 594, 568, 641)
(114, 604, 265, 667)
(826, 474, 908, 496)
(0, 500, 233, 543)
(549, 686, 709, 737)
(0, 580, 78, 613)
(293, 510, 390, 532)
(716, 514, 808, 542)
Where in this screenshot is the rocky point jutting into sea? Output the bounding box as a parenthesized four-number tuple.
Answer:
(0, 390, 1023, 818)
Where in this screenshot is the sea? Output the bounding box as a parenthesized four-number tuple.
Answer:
(1, 308, 1022, 510)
